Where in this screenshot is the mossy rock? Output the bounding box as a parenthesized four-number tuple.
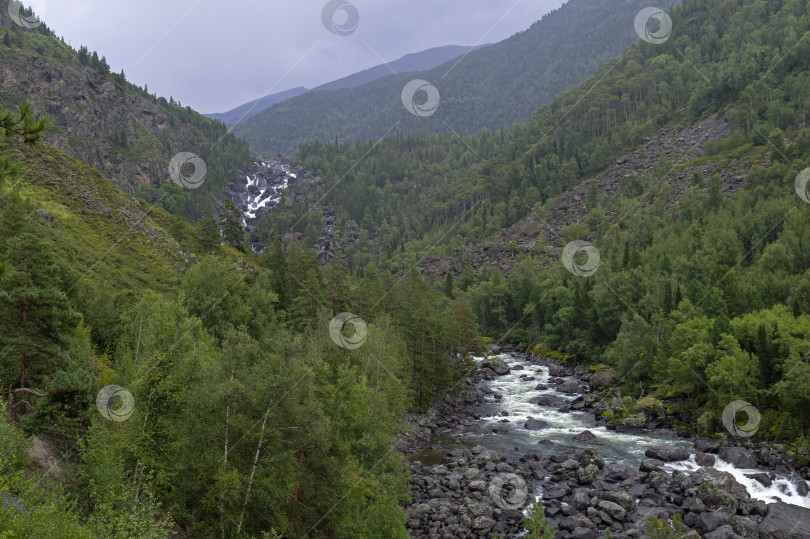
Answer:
(636, 395, 666, 420)
(589, 366, 618, 391)
(697, 411, 716, 435)
(620, 413, 647, 427)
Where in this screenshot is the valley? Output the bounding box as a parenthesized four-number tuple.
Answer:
(1, 0, 810, 537)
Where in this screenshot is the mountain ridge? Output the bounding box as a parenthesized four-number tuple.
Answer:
(233, 0, 679, 156)
(205, 44, 489, 126)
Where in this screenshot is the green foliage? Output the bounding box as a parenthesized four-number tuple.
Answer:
(645, 514, 685, 538)
(524, 498, 555, 539)
(218, 198, 245, 250)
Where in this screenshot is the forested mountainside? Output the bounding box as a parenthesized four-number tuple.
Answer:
(262, 0, 810, 440)
(233, 0, 679, 156)
(0, 102, 484, 535)
(208, 44, 489, 126)
(2, 0, 810, 536)
(0, 0, 251, 221)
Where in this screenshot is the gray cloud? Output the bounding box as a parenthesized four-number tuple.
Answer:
(41, 0, 564, 113)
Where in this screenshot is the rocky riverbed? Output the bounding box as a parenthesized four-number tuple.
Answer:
(400, 348, 810, 538)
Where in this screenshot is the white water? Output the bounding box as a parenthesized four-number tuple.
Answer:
(464, 353, 810, 509)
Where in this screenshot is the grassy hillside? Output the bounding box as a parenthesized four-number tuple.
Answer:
(233, 0, 679, 156)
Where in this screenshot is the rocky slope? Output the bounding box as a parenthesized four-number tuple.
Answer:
(262, 111, 757, 277)
(417, 111, 758, 279)
(0, 5, 248, 194)
(400, 351, 810, 538)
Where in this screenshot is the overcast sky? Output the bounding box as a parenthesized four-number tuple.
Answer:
(33, 0, 565, 113)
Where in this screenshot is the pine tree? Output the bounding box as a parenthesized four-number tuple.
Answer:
(219, 199, 244, 250)
(707, 173, 723, 209)
(264, 238, 289, 310)
(3, 32, 11, 47)
(286, 244, 324, 329)
(443, 272, 454, 298)
(0, 218, 82, 416)
(196, 211, 220, 252)
(662, 281, 673, 315)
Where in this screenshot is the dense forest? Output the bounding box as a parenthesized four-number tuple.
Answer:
(261, 0, 810, 443)
(233, 0, 678, 156)
(0, 102, 484, 535)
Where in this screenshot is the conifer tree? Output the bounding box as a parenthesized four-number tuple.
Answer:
(0, 218, 82, 415)
(196, 211, 220, 252)
(219, 199, 244, 250)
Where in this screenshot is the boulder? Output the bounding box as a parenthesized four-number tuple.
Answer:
(730, 515, 758, 538)
(636, 395, 666, 420)
(696, 511, 731, 533)
(572, 430, 597, 443)
(695, 452, 716, 467)
(619, 413, 647, 428)
(604, 491, 637, 512)
(558, 380, 583, 394)
(577, 464, 600, 485)
(524, 418, 549, 431)
(758, 501, 810, 538)
(704, 525, 738, 539)
(559, 515, 596, 531)
(481, 358, 511, 375)
(719, 447, 758, 469)
(580, 448, 604, 469)
(686, 469, 750, 512)
(695, 437, 722, 453)
(597, 500, 627, 521)
(537, 395, 563, 407)
(640, 459, 665, 473)
(570, 527, 597, 539)
(471, 515, 496, 530)
(589, 366, 618, 391)
(745, 473, 772, 488)
(645, 445, 690, 462)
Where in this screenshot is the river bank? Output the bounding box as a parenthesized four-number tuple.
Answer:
(400, 348, 810, 538)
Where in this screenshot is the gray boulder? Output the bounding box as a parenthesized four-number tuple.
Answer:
(524, 418, 549, 431)
(589, 366, 618, 391)
(472, 515, 496, 530)
(696, 511, 731, 533)
(604, 491, 637, 512)
(597, 500, 627, 521)
(645, 445, 690, 462)
(573, 430, 597, 443)
(695, 452, 716, 467)
(481, 358, 511, 375)
(719, 446, 758, 469)
(558, 380, 583, 394)
(577, 464, 600, 485)
(704, 525, 738, 539)
(758, 502, 810, 538)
